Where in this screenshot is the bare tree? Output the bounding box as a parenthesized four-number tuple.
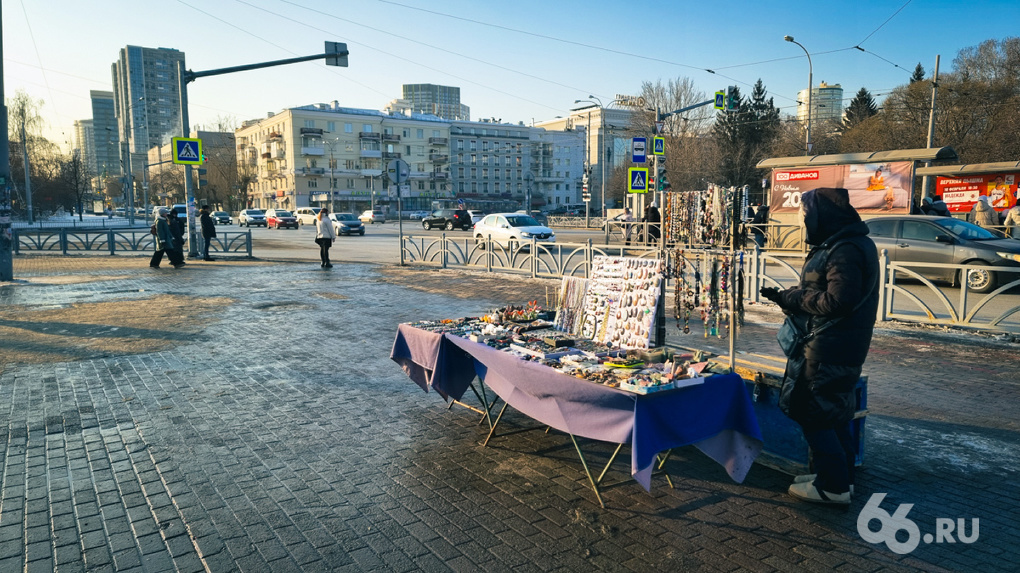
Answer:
(637, 77, 715, 191)
(61, 150, 93, 220)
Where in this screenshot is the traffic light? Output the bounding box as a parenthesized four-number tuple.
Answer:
(725, 86, 739, 112)
(656, 162, 669, 191)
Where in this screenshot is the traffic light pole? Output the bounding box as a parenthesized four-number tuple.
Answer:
(175, 42, 349, 258)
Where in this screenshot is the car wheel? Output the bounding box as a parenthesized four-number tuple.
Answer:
(422, 221, 431, 231)
(964, 264, 996, 293)
(445, 221, 454, 231)
(359, 230, 365, 236)
(508, 239, 519, 251)
(475, 235, 485, 249)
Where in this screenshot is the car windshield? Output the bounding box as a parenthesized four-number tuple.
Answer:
(213, 212, 228, 216)
(935, 218, 998, 240)
(506, 216, 540, 227)
(247, 210, 264, 215)
(337, 214, 357, 221)
(275, 211, 292, 217)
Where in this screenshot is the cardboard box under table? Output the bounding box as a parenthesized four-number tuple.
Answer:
(391, 324, 764, 507)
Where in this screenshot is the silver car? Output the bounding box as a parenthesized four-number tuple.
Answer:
(237, 209, 267, 227)
(866, 215, 1020, 293)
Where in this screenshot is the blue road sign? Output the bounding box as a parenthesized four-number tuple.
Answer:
(628, 167, 649, 194)
(715, 91, 725, 109)
(172, 137, 203, 165)
(653, 136, 665, 155)
(632, 137, 647, 164)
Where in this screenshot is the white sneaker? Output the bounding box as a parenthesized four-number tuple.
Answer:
(793, 473, 853, 494)
(788, 480, 851, 505)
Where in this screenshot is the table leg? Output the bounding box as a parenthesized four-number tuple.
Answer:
(569, 434, 605, 508)
(596, 443, 625, 485)
(482, 402, 510, 447)
(657, 449, 675, 489)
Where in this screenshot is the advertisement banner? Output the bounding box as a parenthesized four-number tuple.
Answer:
(936, 173, 1018, 213)
(770, 162, 913, 214)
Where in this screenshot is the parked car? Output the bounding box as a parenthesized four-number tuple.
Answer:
(294, 207, 321, 226)
(114, 208, 126, 216)
(409, 210, 429, 220)
(211, 211, 231, 225)
(865, 215, 1020, 293)
(473, 213, 556, 249)
(265, 209, 299, 229)
(468, 210, 486, 225)
(329, 213, 365, 236)
(237, 209, 267, 227)
(172, 204, 188, 217)
(359, 209, 386, 224)
(422, 209, 472, 231)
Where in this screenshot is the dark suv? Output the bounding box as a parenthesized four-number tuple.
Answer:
(422, 209, 472, 231)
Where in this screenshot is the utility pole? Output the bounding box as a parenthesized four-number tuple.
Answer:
(1, 7, 13, 281)
(921, 55, 941, 200)
(21, 124, 33, 224)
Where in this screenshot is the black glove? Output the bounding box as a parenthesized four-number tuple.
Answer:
(760, 287, 783, 305)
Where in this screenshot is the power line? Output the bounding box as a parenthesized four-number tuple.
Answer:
(858, 0, 913, 46)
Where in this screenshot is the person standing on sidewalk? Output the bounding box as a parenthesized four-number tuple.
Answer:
(150, 208, 184, 269)
(315, 206, 337, 268)
(759, 187, 879, 506)
(199, 205, 217, 261)
(166, 209, 187, 266)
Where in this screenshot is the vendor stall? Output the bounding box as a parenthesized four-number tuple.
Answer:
(391, 255, 764, 507)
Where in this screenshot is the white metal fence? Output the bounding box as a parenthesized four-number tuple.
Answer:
(12, 228, 253, 257)
(401, 234, 1020, 334)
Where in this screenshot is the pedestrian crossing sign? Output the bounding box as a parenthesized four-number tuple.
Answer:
(172, 137, 203, 165)
(653, 137, 665, 155)
(628, 167, 649, 194)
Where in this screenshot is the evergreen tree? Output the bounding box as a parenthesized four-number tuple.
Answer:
(910, 63, 926, 83)
(711, 79, 780, 188)
(843, 87, 879, 131)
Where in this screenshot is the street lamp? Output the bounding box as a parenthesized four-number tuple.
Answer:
(784, 35, 813, 154)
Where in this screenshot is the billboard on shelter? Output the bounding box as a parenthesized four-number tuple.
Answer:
(769, 162, 913, 214)
(936, 173, 1018, 213)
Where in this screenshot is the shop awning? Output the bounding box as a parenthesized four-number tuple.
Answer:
(916, 160, 1020, 177)
(756, 147, 958, 169)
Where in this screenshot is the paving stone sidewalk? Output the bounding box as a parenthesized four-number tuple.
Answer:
(0, 256, 1017, 572)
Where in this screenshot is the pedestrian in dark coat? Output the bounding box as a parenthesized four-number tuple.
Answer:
(751, 205, 769, 248)
(149, 208, 184, 268)
(760, 187, 879, 506)
(199, 205, 217, 261)
(643, 202, 661, 245)
(167, 209, 187, 263)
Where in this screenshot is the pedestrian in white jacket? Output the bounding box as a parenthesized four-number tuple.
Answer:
(315, 207, 338, 268)
(968, 196, 998, 229)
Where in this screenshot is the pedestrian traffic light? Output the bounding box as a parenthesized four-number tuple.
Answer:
(656, 163, 669, 191)
(726, 86, 739, 112)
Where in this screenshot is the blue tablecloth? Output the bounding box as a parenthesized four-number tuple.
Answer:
(391, 324, 763, 490)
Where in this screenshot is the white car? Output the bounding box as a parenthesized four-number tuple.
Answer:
(473, 213, 556, 250)
(294, 207, 321, 226)
(468, 210, 486, 225)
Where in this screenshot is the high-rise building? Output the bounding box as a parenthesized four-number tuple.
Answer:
(401, 84, 470, 121)
(73, 119, 95, 174)
(89, 90, 120, 178)
(797, 81, 844, 125)
(111, 46, 186, 184)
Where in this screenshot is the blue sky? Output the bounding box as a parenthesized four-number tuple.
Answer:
(5, 0, 1020, 147)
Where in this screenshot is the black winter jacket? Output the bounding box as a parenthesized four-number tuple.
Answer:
(778, 189, 880, 367)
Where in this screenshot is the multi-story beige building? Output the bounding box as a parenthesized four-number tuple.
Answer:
(235, 102, 452, 213)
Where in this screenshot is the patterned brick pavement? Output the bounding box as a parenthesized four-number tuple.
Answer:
(0, 255, 1017, 572)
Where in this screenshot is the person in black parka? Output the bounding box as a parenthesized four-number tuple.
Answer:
(167, 209, 187, 266)
(760, 187, 880, 506)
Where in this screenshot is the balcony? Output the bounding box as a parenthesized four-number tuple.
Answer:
(382, 133, 401, 142)
(268, 132, 283, 141)
(429, 137, 448, 146)
(359, 132, 380, 139)
(360, 149, 382, 159)
(301, 146, 325, 156)
(429, 172, 449, 180)
(382, 151, 402, 160)
(261, 152, 271, 159)
(300, 127, 323, 136)
(428, 154, 448, 163)
(300, 167, 326, 176)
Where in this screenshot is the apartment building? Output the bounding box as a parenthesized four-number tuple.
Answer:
(235, 102, 452, 213)
(146, 131, 237, 210)
(90, 90, 121, 178)
(796, 81, 844, 125)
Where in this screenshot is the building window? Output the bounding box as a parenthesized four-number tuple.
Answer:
(345, 160, 355, 169)
(494, 182, 501, 192)
(417, 129, 424, 138)
(344, 123, 353, 133)
(327, 121, 335, 131)
(432, 130, 441, 137)
(456, 139, 464, 150)
(347, 179, 355, 187)
(470, 154, 476, 165)
(304, 120, 315, 128)
(458, 182, 465, 192)
(470, 167, 477, 178)
(458, 167, 465, 178)
(472, 182, 478, 193)
(469, 141, 477, 151)
(406, 145, 412, 155)
(403, 129, 410, 137)
(308, 179, 318, 188)
(482, 155, 489, 165)
(482, 169, 488, 178)
(362, 124, 372, 132)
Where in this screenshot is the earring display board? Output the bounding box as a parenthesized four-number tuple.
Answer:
(553, 276, 589, 334)
(664, 186, 746, 248)
(579, 256, 664, 350)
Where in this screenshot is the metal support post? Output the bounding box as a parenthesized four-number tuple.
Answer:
(0, 9, 13, 281)
(921, 55, 941, 200)
(178, 61, 198, 258)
